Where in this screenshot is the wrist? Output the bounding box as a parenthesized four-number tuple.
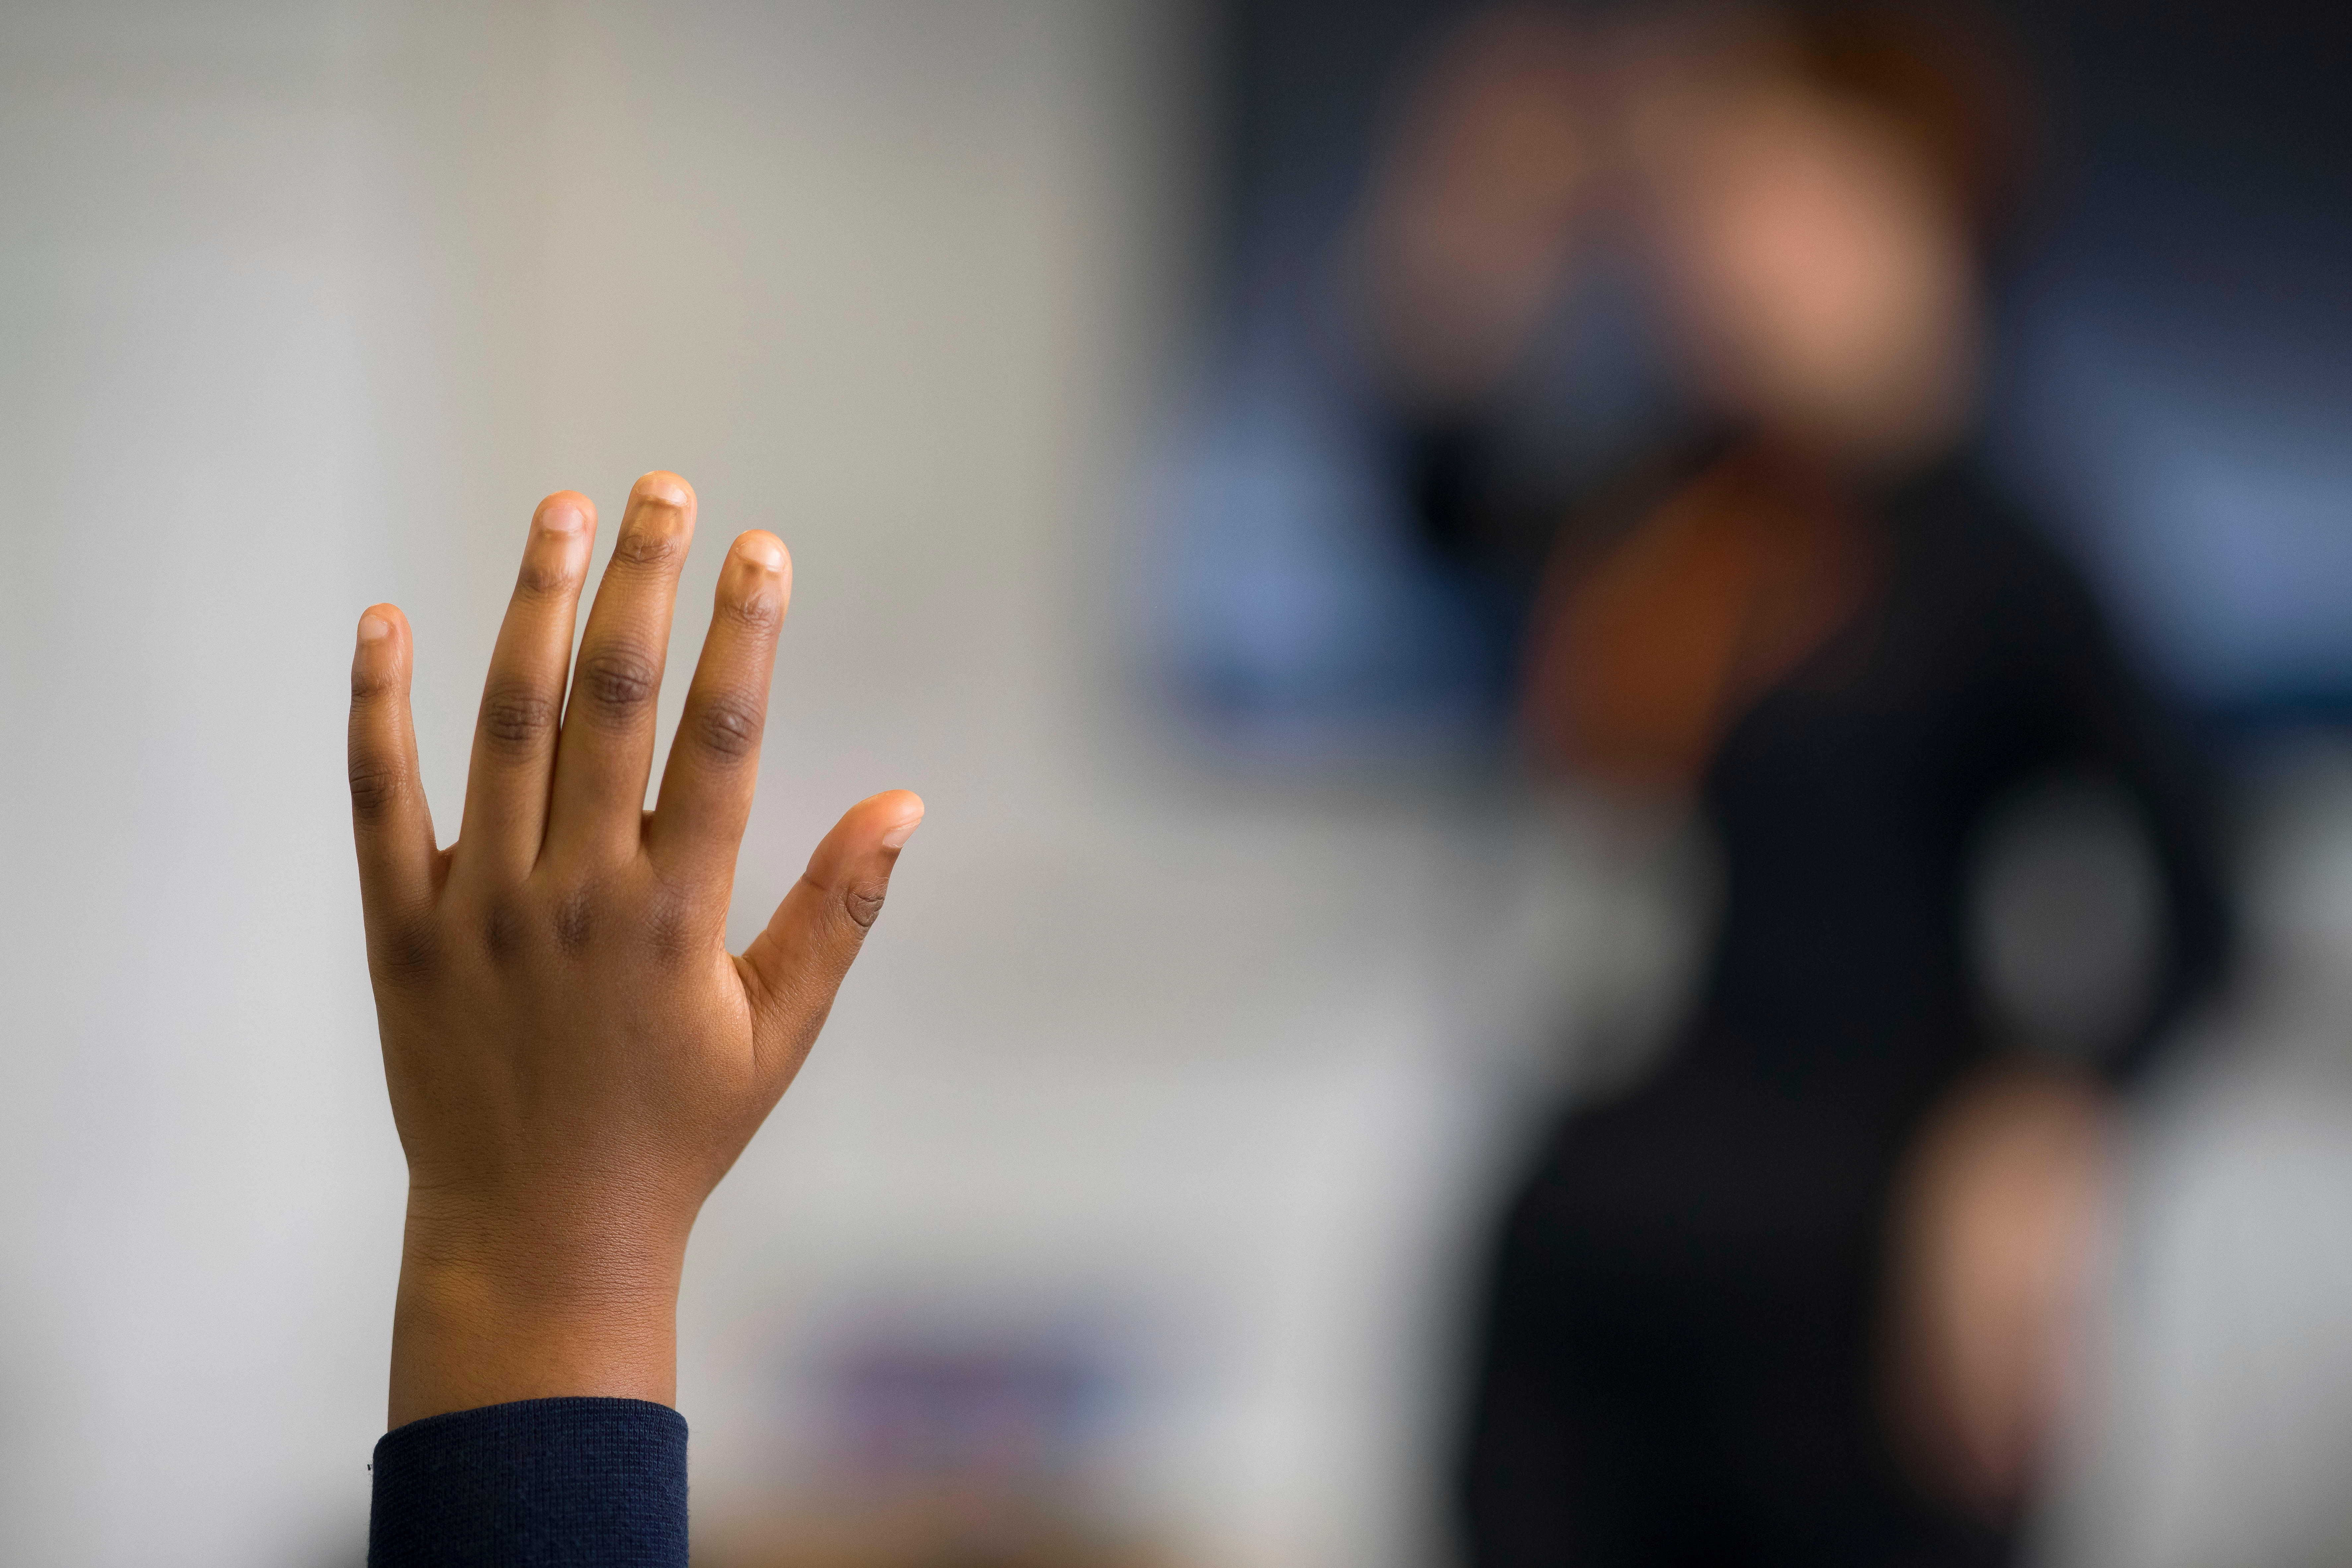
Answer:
(387, 1194, 687, 1429)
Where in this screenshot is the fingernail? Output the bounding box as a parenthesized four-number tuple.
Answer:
(742, 535, 785, 572)
(357, 613, 391, 645)
(881, 812, 924, 851)
(542, 502, 586, 535)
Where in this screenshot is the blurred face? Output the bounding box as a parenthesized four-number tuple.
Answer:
(1641, 77, 1979, 460)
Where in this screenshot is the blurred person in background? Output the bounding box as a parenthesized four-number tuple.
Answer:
(1351, 4, 2233, 1563)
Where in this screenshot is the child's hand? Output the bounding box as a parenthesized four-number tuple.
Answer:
(347, 473, 920, 1428)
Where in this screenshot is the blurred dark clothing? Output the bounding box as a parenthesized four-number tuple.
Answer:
(1452, 454, 2231, 1567)
(369, 1397, 688, 1567)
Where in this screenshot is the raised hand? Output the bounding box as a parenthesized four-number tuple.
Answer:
(1884, 1064, 2110, 1519)
(347, 473, 920, 1427)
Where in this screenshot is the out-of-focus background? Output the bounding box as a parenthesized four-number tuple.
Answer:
(1, 3, 2349, 1565)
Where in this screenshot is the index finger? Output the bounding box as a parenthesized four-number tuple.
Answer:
(543, 472, 697, 869)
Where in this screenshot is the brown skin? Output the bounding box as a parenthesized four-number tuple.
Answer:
(348, 471, 921, 1428)
(1884, 1064, 2111, 1519)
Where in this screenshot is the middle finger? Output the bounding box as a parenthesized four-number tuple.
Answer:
(544, 471, 697, 869)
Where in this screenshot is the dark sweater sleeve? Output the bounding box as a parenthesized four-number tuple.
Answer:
(1944, 479, 2234, 1082)
(2048, 568, 2234, 1081)
(368, 1397, 688, 1567)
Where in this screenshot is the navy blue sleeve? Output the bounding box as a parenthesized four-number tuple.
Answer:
(368, 1397, 688, 1567)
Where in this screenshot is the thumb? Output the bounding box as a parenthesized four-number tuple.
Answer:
(738, 789, 923, 1088)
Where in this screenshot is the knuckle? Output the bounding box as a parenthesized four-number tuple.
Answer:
(692, 693, 764, 762)
(720, 585, 782, 631)
(373, 912, 440, 984)
(348, 756, 406, 819)
(644, 878, 703, 966)
(482, 900, 524, 963)
(552, 886, 596, 954)
(615, 522, 686, 572)
(578, 647, 659, 721)
(842, 877, 888, 931)
(514, 549, 576, 601)
(479, 682, 556, 757)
